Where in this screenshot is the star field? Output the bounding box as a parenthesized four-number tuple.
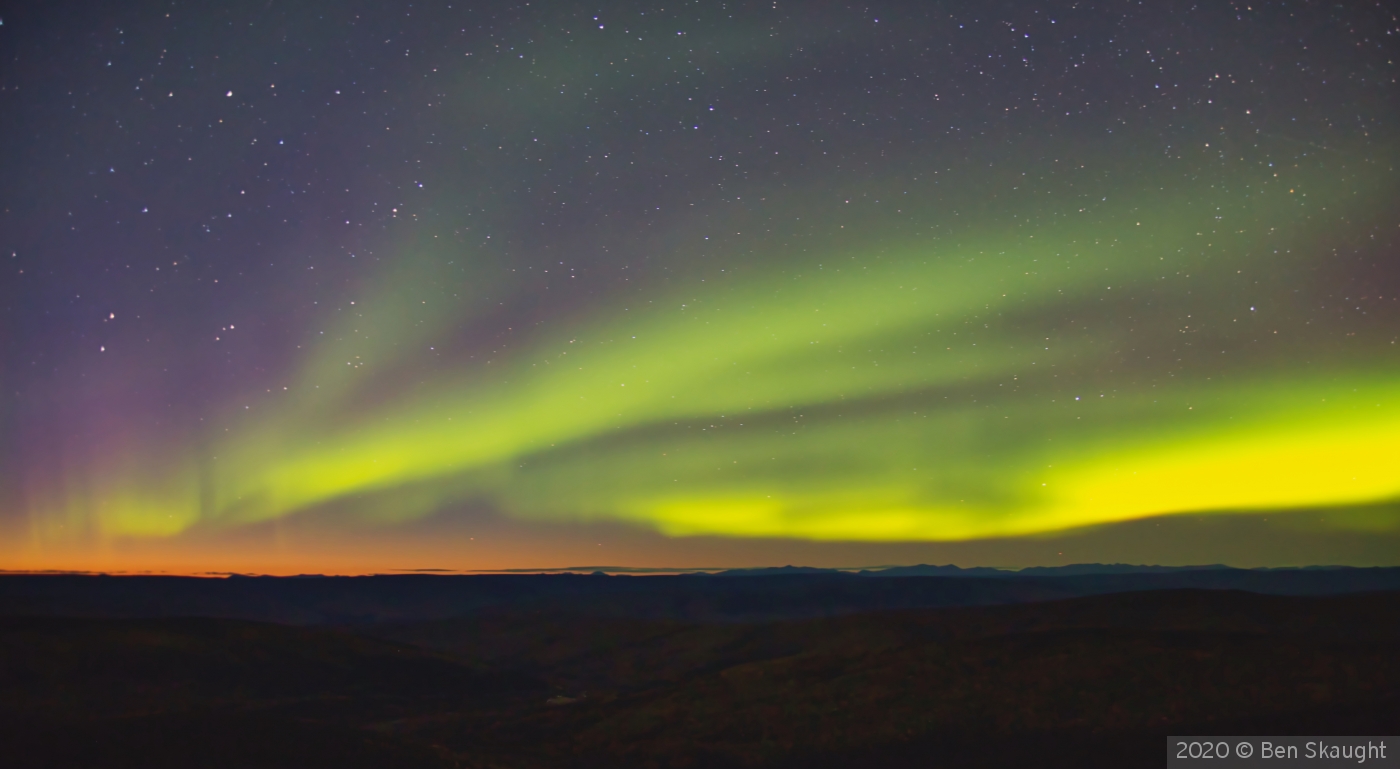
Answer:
(2, 0, 1399, 572)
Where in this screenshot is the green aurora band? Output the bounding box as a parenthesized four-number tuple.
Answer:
(37, 147, 1400, 543)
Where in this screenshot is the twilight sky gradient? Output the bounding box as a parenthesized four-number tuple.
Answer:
(2, 0, 1399, 573)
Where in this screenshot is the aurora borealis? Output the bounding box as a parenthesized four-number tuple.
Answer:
(3, 1, 1399, 572)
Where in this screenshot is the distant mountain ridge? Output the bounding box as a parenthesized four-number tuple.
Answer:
(4, 565, 1399, 625)
(717, 563, 1345, 577)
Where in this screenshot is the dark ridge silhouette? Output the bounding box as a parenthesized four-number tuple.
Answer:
(4, 567, 1400, 625)
(863, 562, 1239, 577)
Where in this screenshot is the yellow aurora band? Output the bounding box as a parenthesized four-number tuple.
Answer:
(25, 150, 1400, 543)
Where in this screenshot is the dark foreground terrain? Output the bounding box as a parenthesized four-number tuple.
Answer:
(2, 572, 1398, 767)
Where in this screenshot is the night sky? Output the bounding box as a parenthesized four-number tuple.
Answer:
(3, 0, 1399, 574)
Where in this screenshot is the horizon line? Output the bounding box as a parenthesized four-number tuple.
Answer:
(0, 563, 1383, 578)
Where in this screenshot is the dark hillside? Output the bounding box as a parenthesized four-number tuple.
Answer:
(370, 590, 1400, 766)
(2, 589, 1395, 768)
